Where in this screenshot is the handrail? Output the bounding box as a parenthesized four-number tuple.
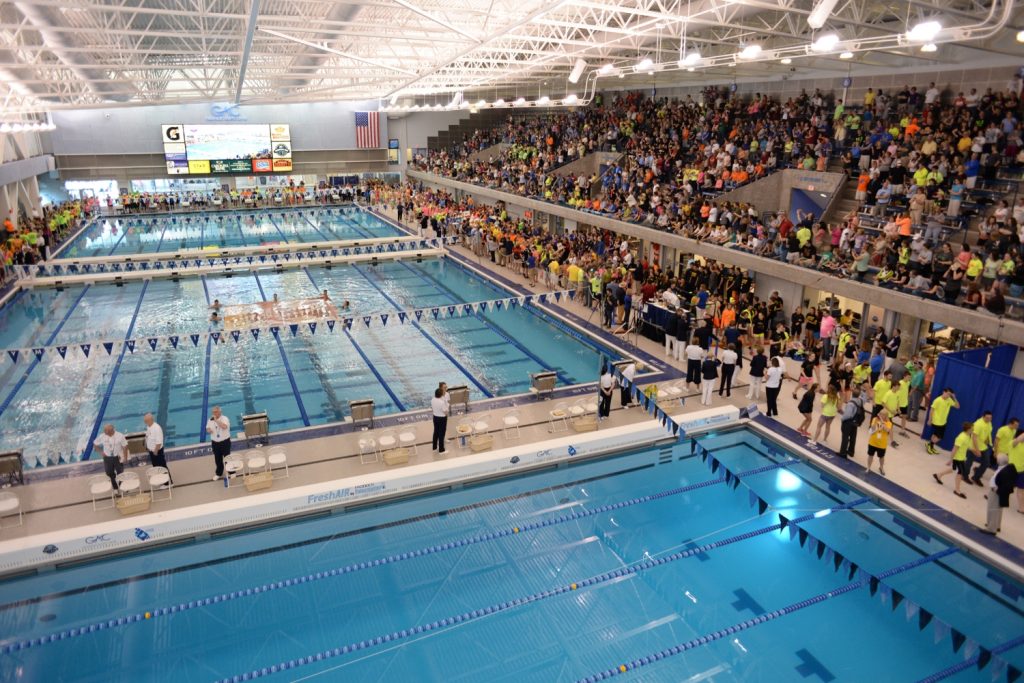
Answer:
(408, 169, 1024, 346)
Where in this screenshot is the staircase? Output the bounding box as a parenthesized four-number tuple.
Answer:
(425, 107, 563, 153)
(821, 159, 857, 225)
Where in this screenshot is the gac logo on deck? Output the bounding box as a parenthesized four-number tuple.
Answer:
(85, 534, 112, 544)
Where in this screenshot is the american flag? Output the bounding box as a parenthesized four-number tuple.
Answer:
(355, 111, 380, 148)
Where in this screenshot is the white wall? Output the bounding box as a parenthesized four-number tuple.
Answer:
(386, 111, 468, 168)
(48, 99, 386, 155)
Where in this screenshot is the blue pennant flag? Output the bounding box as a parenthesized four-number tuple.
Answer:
(251, 328, 260, 341)
(80, 344, 91, 358)
(190, 334, 200, 347)
(494, 300, 503, 310)
(269, 326, 280, 337)
(148, 338, 158, 350)
(210, 332, 220, 344)
(32, 348, 44, 360)
(289, 324, 299, 337)
(415, 310, 424, 321)
(568, 289, 577, 300)
(308, 322, 317, 334)
(102, 342, 114, 355)
(7, 350, 18, 363)
(538, 294, 547, 304)
(247, 256, 254, 264)
(126, 340, 135, 353)
(343, 318, 353, 330)
(398, 312, 407, 324)
(431, 307, 440, 320)
(362, 316, 372, 328)
(524, 295, 534, 305)
(231, 330, 241, 343)
(554, 291, 562, 302)
(169, 335, 179, 349)
(380, 314, 389, 327)
(463, 304, 472, 316)
(56, 345, 67, 359)
(326, 319, 336, 332)
(479, 301, 488, 312)
(447, 305, 456, 318)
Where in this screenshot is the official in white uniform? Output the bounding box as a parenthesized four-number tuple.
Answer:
(143, 413, 172, 483)
(431, 384, 450, 453)
(206, 406, 232, 480)
(93, 424, 129, 490)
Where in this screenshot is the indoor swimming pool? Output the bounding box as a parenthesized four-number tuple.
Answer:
(54, 205, 405, 259)
(0, 428, 1019, 682)
(0, 256, 616, 467)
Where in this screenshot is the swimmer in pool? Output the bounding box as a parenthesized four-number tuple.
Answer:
(321, 290, 330, 301)
(272, 293, 280, 304)
(341, 300, 350, 311)
(210, 298, 221, 311)
(210, 310, 221, 324)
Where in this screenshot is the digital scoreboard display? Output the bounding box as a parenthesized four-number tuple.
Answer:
(162, 123, 292, 175)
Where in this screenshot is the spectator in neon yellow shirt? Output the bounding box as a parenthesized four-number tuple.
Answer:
(932, 421, 977, 498)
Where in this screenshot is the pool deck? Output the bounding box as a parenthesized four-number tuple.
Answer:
(1, 206, 1021, 575)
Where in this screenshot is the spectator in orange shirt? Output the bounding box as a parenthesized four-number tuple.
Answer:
(896, 213, 912, 237)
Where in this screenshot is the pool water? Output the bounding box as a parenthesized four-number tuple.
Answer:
(55, 206, 404, 259)
(0, 255, 615, 466)
(0, 428, 1019, 681)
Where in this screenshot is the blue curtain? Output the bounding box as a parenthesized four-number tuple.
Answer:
(923, 353, 1024, 450)
(988, 345, 1017, 375)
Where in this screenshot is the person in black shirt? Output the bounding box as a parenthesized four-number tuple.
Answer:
(746, 347, 768, 400)
(693, 321, 716, 350)
(796, 382, 818, 437)
(664, 309, 679, 356)
(700, 354, 720, 406)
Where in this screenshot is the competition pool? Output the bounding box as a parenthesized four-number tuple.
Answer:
(0, 255, 615, 467)
(54, 206, 405, 259)
(0, 428, 1020, 681)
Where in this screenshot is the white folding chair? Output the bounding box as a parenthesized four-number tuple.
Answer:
(568, 399, 587, 418)
(88, 475, 115, 511)
(548, 402, 570, 433)
(267, 447, 289, 479)
(398, 428, 418, 455)
(115, 471, 141, 498)
(455, 420, 473, 449)
(502, 410, 521, 440)
(223, 454, 244, 486)
(0, 491, 22, 528)
(473, 415, 491, 436)
(245, 450, 268, 475)
(358, 437, 379, 465)
(378, 430, 398, 452)
(146, 467, 172, 502)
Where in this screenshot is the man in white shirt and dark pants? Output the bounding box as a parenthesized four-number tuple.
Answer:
(206, 406, 232, 480)
(431, 385, 450, 453)
(143, 413, 172, 484)
(93, 424, 129, 491)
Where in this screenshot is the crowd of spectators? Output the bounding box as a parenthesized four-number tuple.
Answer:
(2, 199, 94, 280)
(111, 182, 363, 213)
(417, 77, 1024, 313)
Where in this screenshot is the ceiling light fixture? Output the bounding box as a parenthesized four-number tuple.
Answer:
(634, 57, 654, 72)
(920, 42, 937, 52)
(780, 57, 793, 64)
(494, 98, 506, 107)
(680, 51, 702, 67)
(598, 63, 614, 75)
(812, 33, 840, 52)
(536, 95, 550, 105)
(807, 0, 841, 29)
(906, 20, 941, 42)
(1018, 29, 1024, 42)
(475, 99, 487, 107)
(738, 44, 762, 60)
(568, 58, 587, 84)
(10, 123, 22, 132)
(839, 51, 853, 59)
(513, 96, 526, 106)
(563, 94, 578, 105)
(687, 67, 695, 72)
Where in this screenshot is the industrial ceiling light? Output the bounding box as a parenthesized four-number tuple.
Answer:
(807, 0, 840, 29)
(568, 58, 587, 84)
(563, 94, 578, 105)
(598, 63, 614, 76)
(738, 44, 762, 59)
(920, 43, 937, 52)
(494, 98, 506, 107)
(687, 67, 695, 72)
(10, 123, 22, 132)
(906, 20, 941, 42)
(475, 99, 487, 107)
(680, 51, 702, 67)
(634, 57, 654, 72)
(513, 96, 526, 106)
(839, 51, 853, 59)
(1018, 29, 1024, 42)
(0, 123, 10, 133)
(536, 95, 550, 105)
(811, 33, 840, 52)
(780, 57, 793, 64)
